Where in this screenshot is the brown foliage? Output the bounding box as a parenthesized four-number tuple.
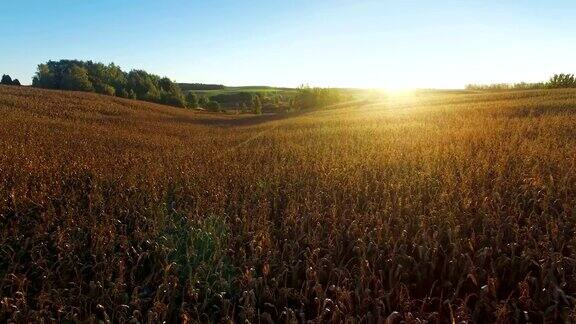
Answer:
(1, 86, 575, 322)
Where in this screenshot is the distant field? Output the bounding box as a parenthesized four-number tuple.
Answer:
(180, 84, 296, 96)
(1, 85, 575, 322)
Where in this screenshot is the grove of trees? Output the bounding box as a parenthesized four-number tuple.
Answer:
(466, 73, 576, 90)
(208, 92, 287, 114)
(1, 74, 21, 86)
(547, 73, 576, 88)
(204, 88, 350, 113)
(211, 92, 254, 107)
(32, 60, 186, 107)
(290, 85, 346, 111)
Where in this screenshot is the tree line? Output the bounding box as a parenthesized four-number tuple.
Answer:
(28, 60, 276, 112)
(32, 60, 188, 107)
(186, 88, 346, 114)
(466, 73, 576, 90)
(289, 86, 348, 111)
(8, 59, 351, 113)
(1, 75, 21, 86)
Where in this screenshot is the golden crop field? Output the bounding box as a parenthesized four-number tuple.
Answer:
(1, 85, 575, 322)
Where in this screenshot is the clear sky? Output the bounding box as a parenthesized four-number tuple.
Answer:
(1, 0, 575, 89)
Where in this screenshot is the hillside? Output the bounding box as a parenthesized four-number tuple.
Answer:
(178, 83, 295, 93)
(1, 85, 576, 322)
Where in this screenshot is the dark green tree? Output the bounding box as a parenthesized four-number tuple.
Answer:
(206, 100, 221, 112)
(156, 77, 186, 107)
(158, 77, 173, 92)
(127, 70, 161, 101)
(1, 74, 13, 85)
(161, 90, 186, 107)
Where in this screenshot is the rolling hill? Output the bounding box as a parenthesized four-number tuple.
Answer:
(1, 85, 576, 322)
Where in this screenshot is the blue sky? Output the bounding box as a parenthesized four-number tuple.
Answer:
(1, 0, 575, 88)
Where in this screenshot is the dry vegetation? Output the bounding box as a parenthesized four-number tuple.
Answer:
(1, 85, 575, 322)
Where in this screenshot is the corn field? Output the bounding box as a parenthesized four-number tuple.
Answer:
(0, 85, 575, 322)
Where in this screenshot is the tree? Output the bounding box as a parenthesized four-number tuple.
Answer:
(105, 63, 127, 95)
(206, 100, 220, 112)
(158, 77, 174, 92)
(61, 65, 94, 92)
(95, 83, 116, 96)
(144, 87, 162, 102)
(158, 78, 186, 107)
(127, 70, 157, 100)
(33, 64, 56, 88)
(161, 90, 186, 108)
(252, 94, 262, 114)
(198, 95, 209, 108)
(186, 92, 199, 109)
(1, 75, 21, 86)
(1, 74, 13, 85)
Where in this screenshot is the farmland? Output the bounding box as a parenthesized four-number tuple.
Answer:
(0, 85, 575, 322)
(178, 84, 296, 95)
